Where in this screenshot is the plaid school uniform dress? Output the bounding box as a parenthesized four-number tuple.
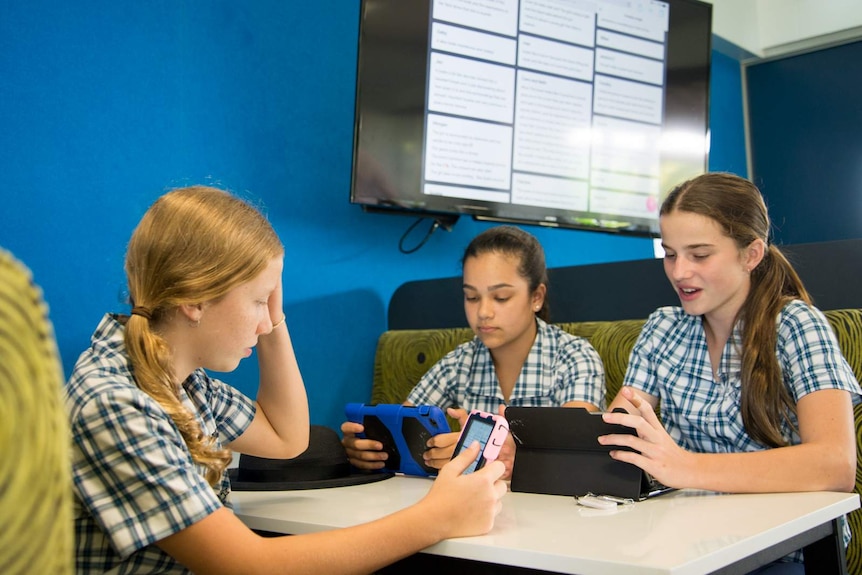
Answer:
(66, 314, 256, 574)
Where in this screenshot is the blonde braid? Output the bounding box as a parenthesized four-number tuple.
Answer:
(124, 312, 231, 485)
(123, 186, 282, 486)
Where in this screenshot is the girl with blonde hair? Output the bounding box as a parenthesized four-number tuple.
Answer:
(66, 186, 506, 574)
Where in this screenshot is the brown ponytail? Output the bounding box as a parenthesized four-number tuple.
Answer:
(661, 173, 810, 447)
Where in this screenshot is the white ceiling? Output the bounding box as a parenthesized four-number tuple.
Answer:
(701, 0, 862, 58)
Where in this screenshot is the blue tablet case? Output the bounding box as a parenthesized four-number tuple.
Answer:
(345, 403, 450, 477)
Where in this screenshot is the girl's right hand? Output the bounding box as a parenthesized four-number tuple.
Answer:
(340, 421, 388, 470)
(420, 443, 508, 539)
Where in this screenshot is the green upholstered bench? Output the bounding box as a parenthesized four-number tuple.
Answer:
(371, 309, 862, 573)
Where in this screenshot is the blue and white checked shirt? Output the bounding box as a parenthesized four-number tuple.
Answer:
(624, 301, 860, 453)
(407, 317, 606, 412)
(624, 301, 861, 563)
(65, 314, 256, 574)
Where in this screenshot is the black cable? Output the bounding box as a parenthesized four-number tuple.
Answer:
(398, 217, 440, 254)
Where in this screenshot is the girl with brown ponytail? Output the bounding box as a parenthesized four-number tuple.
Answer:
(601, 172, 860, 572)
(66, 186, 507, 574)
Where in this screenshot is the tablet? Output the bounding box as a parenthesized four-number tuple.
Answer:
(505, 406, 673, 500)
(345, 403, 451, 477)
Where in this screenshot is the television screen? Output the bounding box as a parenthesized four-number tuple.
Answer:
(350, 0, 712, 237)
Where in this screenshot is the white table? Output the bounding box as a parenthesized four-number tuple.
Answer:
(231, 475, 858, 575)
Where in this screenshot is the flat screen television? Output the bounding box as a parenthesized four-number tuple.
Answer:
(350, 0, 712, 237)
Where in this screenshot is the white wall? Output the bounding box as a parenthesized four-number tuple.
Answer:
(702, 0, 762, 56)
(701, 0, 862, 58)
(758, 0, 862, 56)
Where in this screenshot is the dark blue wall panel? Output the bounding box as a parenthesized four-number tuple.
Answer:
(746, 40, 862, 244)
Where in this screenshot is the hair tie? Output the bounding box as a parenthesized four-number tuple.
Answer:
(131, 306, 153, 320)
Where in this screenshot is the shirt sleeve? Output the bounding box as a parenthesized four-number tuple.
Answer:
(70, 386, 222, 559)
(202, 373, 256, 443)
(622, 309, 671, 398)
(406, 350, 459, 409)
(553, 336, 607, 409)
(777, 302, 862, 401)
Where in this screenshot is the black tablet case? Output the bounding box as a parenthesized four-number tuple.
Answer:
(505, 406, 647, 500)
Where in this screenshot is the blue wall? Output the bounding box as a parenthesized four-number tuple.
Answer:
(0, 1, 745, 432)
(708, 49, 747, 175)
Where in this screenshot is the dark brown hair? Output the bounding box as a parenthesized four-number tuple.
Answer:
(462, 225, 550, 322)
(661, 172, 811, 447)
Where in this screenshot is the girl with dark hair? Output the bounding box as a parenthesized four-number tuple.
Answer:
(343, 225, 606, 476)
(65, 186, 507, 574)
(600, 172, 860, 572)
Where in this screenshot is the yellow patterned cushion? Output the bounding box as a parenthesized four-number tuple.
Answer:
(372, 328, 474, 430)
(0, 249, 72, 575)
(371, 320, 646, 411)
(824, 309, 862, 574)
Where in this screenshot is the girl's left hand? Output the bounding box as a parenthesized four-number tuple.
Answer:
(495, 404, 516, 480)
(421, 408, 468, 469)
(267, 270, 284, 327)
(598, 387, 695, 489)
